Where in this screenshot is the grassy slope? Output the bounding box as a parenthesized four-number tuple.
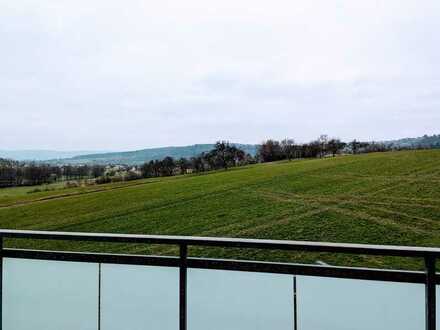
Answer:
(1, 150, 440, 269)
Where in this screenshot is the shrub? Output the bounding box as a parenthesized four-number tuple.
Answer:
(95, 176, 112, 185)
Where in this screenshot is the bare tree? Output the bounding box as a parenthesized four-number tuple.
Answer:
(281, 138, 295, 161)
(327, 139, 346, 157)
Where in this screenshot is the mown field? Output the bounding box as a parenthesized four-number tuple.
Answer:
(1, 150, 440, 270)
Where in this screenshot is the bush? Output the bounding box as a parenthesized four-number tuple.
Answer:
(95, 176, 112, 185)
(125, 172, 141, 181)
(110, 176, 123, 183)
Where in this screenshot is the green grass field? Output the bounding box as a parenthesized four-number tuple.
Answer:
(1, 150, 440, 269)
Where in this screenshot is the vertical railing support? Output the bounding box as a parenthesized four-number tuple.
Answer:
(98, 263, 101, 330)
(0, 236, 3, 330)
(293, 276, 298, 330)
(180, 244, 188, 330)
(425, 256, 436, 330)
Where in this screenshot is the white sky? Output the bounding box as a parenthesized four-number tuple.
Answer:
(1, 0, 439, 150)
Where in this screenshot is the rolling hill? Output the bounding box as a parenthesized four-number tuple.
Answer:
(47, 143, 258, 165)
(0, 150, 104, 161)
(0, 149, 439, 269)
(3, 134, 438, 164)
(385, 134, 440, 149)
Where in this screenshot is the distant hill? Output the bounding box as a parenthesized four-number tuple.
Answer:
(385, 134, 440, 149)
(0, 150, 104, 161)
(4, 134, 438, 164)
(47, 144, 258, 165)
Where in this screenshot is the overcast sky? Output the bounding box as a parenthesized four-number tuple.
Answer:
(1, 0, 439, 151)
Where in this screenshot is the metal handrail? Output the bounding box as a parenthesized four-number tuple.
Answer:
(1, 229, 440, 257)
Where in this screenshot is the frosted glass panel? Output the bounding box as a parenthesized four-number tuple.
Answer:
(297, 276, 424, 330)
(3, 258, 99, 330)
(101, 264, 179, 330)
(188, 269, 293, 330)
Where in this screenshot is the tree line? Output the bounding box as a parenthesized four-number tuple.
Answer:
(0, 159, 106, 188)
(0, 136, 435, 188)
(140, 141, 254, 178)
(139, 138, 395, 178)
(256, 136, 391, 162)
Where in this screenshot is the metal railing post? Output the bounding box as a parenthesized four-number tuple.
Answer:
(98, 263, 101, 330)
(0, 236, 3, 330)
(425, 256, 436, 330)
(293, 276, 298, 330)
(180, 244, 188, 330)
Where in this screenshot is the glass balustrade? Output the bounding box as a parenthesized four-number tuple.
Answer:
(188, 269, 294, 330)
(2, 258, 99, 330)
(296, 276, 425, 330)
(100, 264, 179, 330)
(0, 258, 433, 330)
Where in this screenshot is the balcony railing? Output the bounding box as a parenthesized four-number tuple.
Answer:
(0, 229, 439, 330)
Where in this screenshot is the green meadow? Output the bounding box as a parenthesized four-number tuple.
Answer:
(1, 150, 440, 270)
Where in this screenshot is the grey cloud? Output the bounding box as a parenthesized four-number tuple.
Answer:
(1, 0, 439, 150)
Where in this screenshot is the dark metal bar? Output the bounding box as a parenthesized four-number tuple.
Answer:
(2, 248, 429, 284)
(98, 263, 101, 330)
(293, 276, 297, 330)
(2, 229, 440, 258)
(3, 249, 180, 267)
(187, 258, 427, 284)
(0, 236, 3, 330)
(180, 244, 187, 330)
(425, 257, 436, 330)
